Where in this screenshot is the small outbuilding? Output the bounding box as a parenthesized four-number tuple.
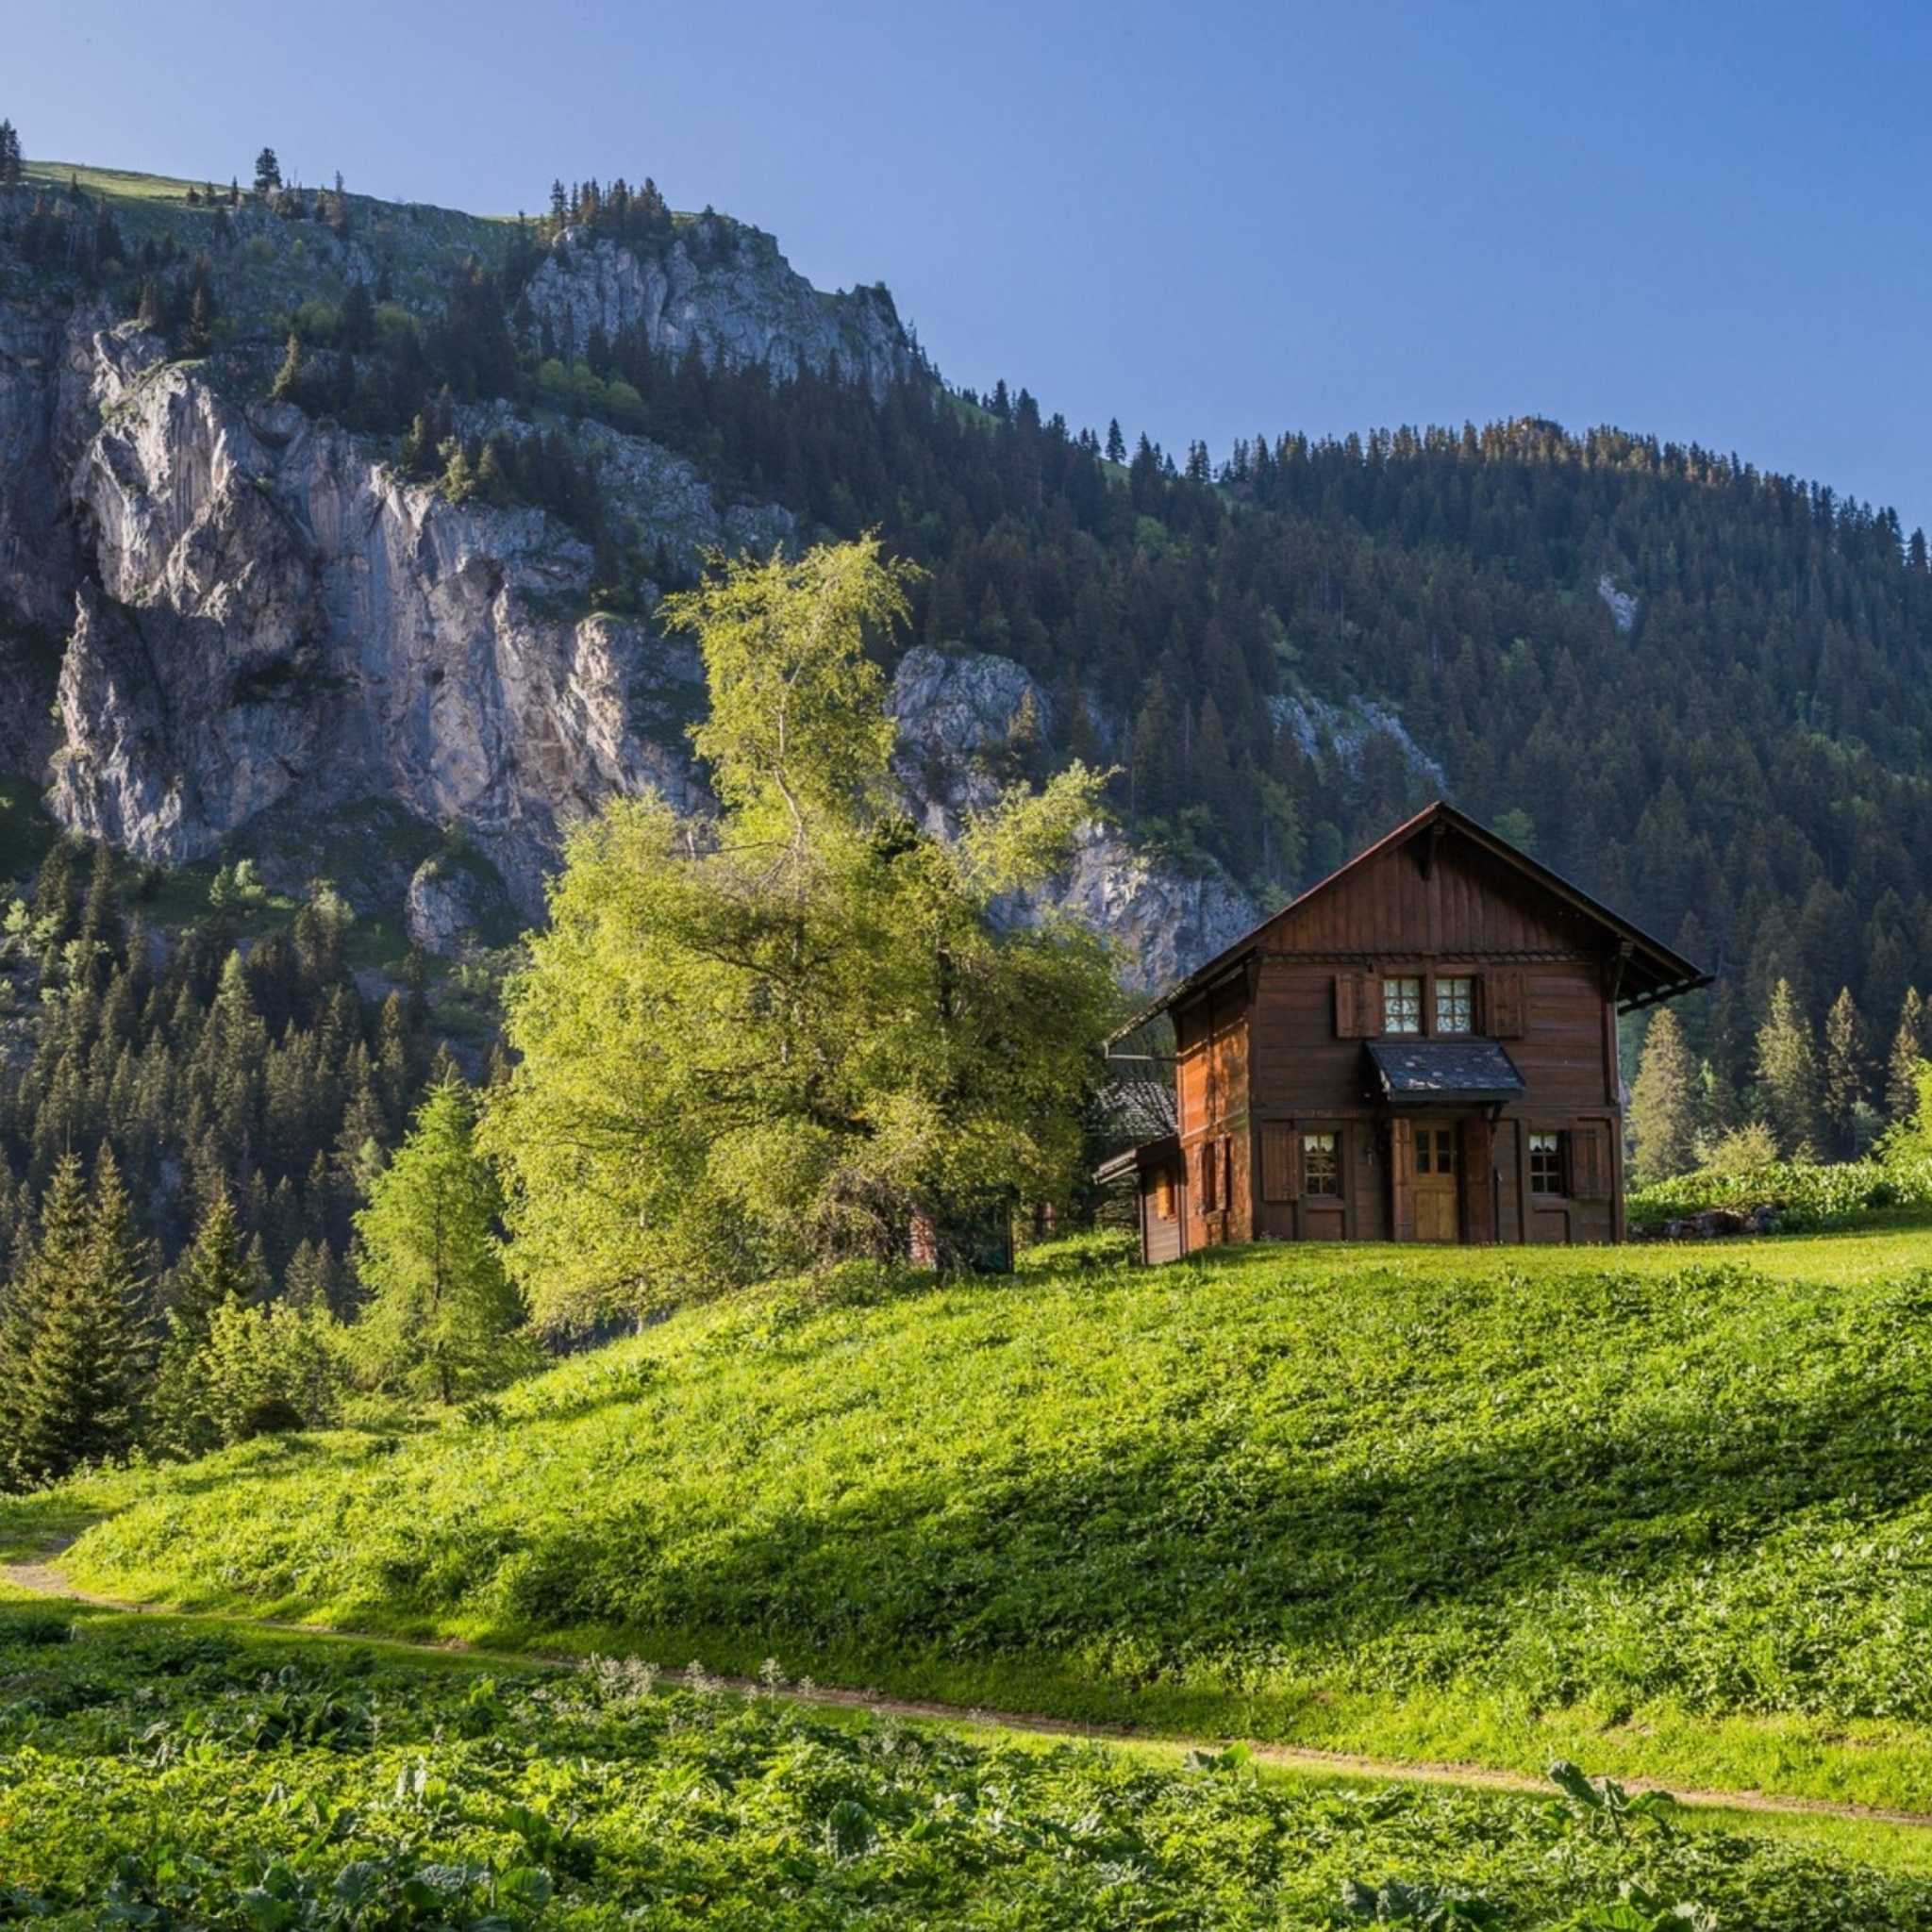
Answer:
(1108, 802, 1707, 1257)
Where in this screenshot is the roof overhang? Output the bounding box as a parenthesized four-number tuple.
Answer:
(1367, 1039, 1527, 1107)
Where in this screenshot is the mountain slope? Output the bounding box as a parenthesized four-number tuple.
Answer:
(2, 158, 1931, 1093)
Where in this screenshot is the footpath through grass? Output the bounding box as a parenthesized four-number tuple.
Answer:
(3, 1601, 1930, 1928)
(23, 1229, 1932, 1818)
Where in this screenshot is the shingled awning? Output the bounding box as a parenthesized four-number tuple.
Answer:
(1367, 1040, 1526, 1106)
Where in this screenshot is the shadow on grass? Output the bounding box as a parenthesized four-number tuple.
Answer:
(466, 1344, 1932, 1725)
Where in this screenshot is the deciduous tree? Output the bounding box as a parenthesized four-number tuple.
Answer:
(483, 538, 1121, 1331)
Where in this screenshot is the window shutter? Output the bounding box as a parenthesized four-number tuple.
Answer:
(1485, 969, 1527, 1038)
(1570, 1125, 1610, 1201)
(1335, 971, 1377, 1039)
(1390, 1118, 1415, 1241)
(1260, 1125, 1298, 1202)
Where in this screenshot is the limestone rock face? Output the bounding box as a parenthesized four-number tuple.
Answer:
(18, 317, 723, 909)
(891, 646, 1257, 991)
(521, 225, 908, 394)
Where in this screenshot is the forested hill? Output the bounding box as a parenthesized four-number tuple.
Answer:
(1, 149, 1930, 1113)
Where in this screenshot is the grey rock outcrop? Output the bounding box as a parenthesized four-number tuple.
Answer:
(25, 317, 724, 910)
(521, 225, 907, 394)
(891, 646, 1257, 991)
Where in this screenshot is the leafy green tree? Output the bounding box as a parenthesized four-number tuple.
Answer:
(352, 1080, 529, 1404)
(0, 1151, 150, 1490)
(1754, 977, 1822, 1160)
(1628, 1008, 1700, 1182)
(483, 538, 1121, 1331)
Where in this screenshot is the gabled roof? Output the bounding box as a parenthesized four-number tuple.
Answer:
(1121, 801, 1709, 1033)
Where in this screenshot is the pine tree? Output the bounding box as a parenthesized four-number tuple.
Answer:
(1886, 988, 1928, 1124)
(1629, 1008, 1700, 1182)
(351, 1079, 528, 1404)
(1755, 977, 1822, 1160)
(253, 147, 282, 196)
(1822, 986, 1870, 1159)
(0, 1151, 150, 1490)
(0, 121, 23, 190)
(1105, 419, 1125, 465)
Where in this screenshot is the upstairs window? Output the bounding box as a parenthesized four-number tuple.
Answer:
(1530, 1132, 1566, 1195)
(1302, 1132, 1340, 1197)
(1435, 975, 1474, 1034)
(1382, 976, 1423, 1035)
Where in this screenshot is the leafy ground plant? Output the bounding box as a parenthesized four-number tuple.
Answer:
(26, 1229, 1932, 1810)
(0, 1605, 1927, 1928)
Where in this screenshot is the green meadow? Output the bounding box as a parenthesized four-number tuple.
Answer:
(18, 1226, 1932, 1822)
(1, 1601, 1929, 1928)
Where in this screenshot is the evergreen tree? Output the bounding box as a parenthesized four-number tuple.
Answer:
(1887, 988, 1928, 1124)
(1628, 1008, 1700, 1182)
(1755, 978, 1822, 1160)
(1822, 986, 1870, 1159)
(253, 147, 282, 196)
(1105, 418, 1125, 464)
(0, 1151, 150, 1490)
(352, 1080, 528, 1404)
(0, 120, 22, 189)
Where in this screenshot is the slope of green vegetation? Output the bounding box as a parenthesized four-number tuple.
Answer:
(1, 1602, 1927, 1929)
(25, 1231, 1932, 1814)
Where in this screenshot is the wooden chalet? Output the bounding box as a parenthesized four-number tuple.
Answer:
(1102, 803, 1707, 1258)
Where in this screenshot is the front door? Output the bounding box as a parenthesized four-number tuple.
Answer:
(1413, 1123, 1460, 1242)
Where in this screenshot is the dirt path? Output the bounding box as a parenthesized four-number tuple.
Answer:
(7, 1543, 1931, 1831)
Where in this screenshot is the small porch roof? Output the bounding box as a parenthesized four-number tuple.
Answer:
(1366, 1039, 1526, 1107)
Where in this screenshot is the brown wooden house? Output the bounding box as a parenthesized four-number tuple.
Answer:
(1104, 803, 1707, 1258)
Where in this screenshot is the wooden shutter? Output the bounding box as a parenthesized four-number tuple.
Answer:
(1260, 1125, 1299, 1203)
(1390, 1118, 1415, 1241)
(1457, 1114, 1494, 1244)
(1335, 971, 1378, 1038)
(1570, 1124, 1610, 1201)
(1484, 969, 1527, 1039)
(1194, 1141, 1216, 1210)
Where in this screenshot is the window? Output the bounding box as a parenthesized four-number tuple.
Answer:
(1415, 1127, 1457, 1175)
(1382, 976, 1423, 1035)
(1435, 975, 1474, 1034)
(1302, 1132, 1340, 1197)
(1529, 1132, 1565, 1195)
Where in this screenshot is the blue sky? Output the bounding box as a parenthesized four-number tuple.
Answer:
(15, 2, 1932, 526)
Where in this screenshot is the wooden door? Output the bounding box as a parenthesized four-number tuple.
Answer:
(1412, 1123, 1460, 1242)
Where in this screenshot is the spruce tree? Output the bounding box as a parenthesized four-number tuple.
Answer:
(1628, 1007, 1700, 1182)
(1822, 986, 1870, 1159)
(1755, 978, 1822, 1160)
(148, 1190, 268, 1457)
(0, 1151, 149, 1490)
(1886, 988, 1928, 1124)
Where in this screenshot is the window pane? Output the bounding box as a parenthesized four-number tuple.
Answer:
(1303, 1132, 1340, 1197)
(1436, 976, 1474, 1034)
(1383, 976, 1422, 1034)
(1530, 1132, 1564, 1194)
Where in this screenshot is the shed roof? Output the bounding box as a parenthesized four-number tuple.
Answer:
(1367, 1039, 1526, 1106)
(1117, 801, 1708, 1036)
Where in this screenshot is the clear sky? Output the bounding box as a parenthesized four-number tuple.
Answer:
(14, 1, 1932, 527)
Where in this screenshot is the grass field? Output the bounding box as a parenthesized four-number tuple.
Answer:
(20, 1227, 1932, 1823)
(2, 1601, 1929, 1928)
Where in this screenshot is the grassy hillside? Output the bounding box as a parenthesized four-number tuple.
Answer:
(21, 1229, 1932, 1815)
(7, 1604, 1928, 1928)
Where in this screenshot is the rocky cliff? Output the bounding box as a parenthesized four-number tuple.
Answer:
(0, 180, 1249, 990)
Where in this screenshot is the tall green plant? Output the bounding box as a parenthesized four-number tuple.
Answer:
(483, 537, 1122, 1331)
(353, 1079, 530, 1403)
